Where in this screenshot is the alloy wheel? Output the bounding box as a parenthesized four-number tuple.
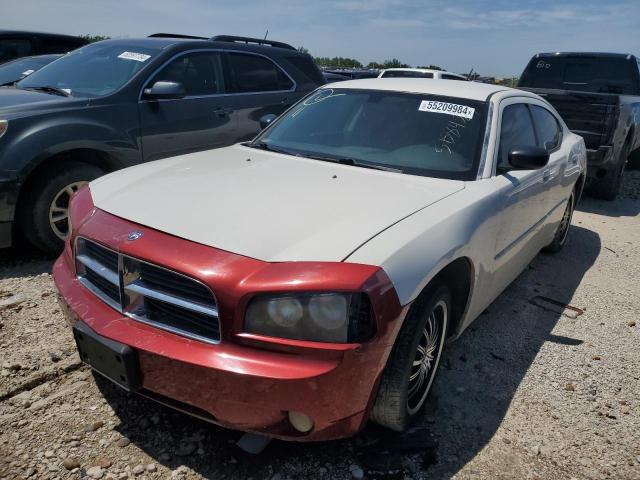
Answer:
(407, 299, 447, 415)
(557, 192, 575, 246)
(49, 181, 87, 240)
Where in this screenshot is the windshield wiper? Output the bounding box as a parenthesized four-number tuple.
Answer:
(23, 86, 71, 97)
(249, 141, 297, 156)
(301, 153, 403, 173)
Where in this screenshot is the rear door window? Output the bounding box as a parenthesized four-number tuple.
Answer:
(0, 38, 33, 63)
(441, 74, 465, 80)
(149, 51, 225, 96)
(530, 105, 562, 151)
(227, 52, 293, 93)
(518, 56, 637, 94)
(498, 104, 537, 168)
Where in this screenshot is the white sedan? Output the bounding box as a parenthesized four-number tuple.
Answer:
(54, 79, 586, 440)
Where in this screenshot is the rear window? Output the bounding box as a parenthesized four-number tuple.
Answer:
(381, 70, 433, 78)
(0, 38, 33, 63)
(518, 55, 639, 94)
(285, 55, 325, 86)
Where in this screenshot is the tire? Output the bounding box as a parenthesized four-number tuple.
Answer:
(628, 148, 640, 170)
(371, 283, 450, 432)
(589, 142, 629, 201)
(543, 190, 575, 253)
(19, 162, 105, 255)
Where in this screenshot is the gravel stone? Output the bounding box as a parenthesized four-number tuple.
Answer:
(86, 466, 104, 479)
(62, 458, 81, 470)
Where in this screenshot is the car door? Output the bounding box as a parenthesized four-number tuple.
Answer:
(138, 50, 238, 162)
(491, 100, 553, 287)
(224, 51, 296, 142)
(529, 103, 574, 215)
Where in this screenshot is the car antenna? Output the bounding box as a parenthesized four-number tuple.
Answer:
(263, 29, 269, 40)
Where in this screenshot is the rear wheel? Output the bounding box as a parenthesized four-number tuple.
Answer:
(19, 162, 105, 255)
(589, 142, 629, 200)
(371, 284, 450, 431)
(543, 190, 575, 253)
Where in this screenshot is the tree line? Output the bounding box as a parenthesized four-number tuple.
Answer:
(310, 55, 444, 71)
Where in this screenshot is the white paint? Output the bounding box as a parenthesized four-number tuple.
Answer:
(117, 51, 150, 62)
(90, 144, 465, 262)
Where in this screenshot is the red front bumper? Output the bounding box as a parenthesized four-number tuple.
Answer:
(53, 188, 406, 441)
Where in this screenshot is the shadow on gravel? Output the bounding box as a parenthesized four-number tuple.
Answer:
(93, 225, 601, 479)
(577, 197, 640, 218)
(0, 242, 54, 279)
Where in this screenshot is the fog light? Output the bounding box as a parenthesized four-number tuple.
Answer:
(288, 411, 314, 433)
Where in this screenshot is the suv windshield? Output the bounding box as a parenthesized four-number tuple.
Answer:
(518, 55, 639, 94)
(253, 88, 485, 180)
(17, 42, 161, 97)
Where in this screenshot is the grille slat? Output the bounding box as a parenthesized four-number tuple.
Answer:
(139, 263, 214, 305)
(75, 237, 220, 344)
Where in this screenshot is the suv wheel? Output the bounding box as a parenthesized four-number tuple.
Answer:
(589, 142, 629, 201)
(371, 283, 450, 431)
(20, 162, 105, 255)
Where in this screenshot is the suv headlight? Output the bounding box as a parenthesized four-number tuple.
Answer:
(245, 292, 374, 343)
(0, 120, 7, 138)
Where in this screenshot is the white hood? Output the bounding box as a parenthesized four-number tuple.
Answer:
(90, 145, 465, 262)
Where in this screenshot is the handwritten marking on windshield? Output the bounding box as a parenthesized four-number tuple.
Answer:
(435, 117, 469, 154)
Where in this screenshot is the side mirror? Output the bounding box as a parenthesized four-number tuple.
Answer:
(507, 146, 549, 170)
(259, 114, 277, 130)
(143, 81, 186, 100)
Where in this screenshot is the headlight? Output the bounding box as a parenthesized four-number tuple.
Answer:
(0, 120, 8, 138)
(245, 293, 374, 343)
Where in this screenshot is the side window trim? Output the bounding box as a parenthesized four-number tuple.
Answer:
(139, 48, 297, 102)
(140, 48, 229, 101)
(530, 104, 563, 153)
(225, 50, 297, 95)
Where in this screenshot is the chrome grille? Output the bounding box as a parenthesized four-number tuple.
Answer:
(75, 237, 220, 344)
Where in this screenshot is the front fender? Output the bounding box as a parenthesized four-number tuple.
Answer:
(0, 104, 141, 180)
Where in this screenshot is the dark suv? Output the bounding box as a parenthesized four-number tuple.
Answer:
(0, 35, 325, 253)
(0, 31, 87, 64)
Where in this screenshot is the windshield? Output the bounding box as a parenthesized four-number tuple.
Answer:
(518, 55, 639, 94)
(0, 56, 61, 85)
(253, 88, 486, 180)
(17, 42, 161, 97)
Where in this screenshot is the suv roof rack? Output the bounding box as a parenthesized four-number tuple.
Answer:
(148, 33, 208, 40)
(210, 35, 297, 51)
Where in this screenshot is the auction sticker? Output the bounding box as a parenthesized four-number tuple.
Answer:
(118, 51, 151, 62)
(418, 100, 475, 120)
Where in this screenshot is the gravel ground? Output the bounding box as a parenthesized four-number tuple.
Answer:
(1, 172, 639, 480)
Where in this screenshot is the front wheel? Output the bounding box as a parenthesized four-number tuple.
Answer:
(19, 162, 105, 255)
(371, 284, 450, 432)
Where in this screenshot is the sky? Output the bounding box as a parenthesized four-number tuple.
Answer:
(2, 0, 638, 77)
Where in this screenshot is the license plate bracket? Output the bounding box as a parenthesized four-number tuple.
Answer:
(73, 322, 141, 392)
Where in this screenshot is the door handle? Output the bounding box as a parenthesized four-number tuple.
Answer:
(542, 170, 551, 182)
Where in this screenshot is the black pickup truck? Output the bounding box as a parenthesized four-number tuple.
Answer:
(518, 52, 640, 200)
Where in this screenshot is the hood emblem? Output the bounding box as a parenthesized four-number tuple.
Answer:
(127, 231, 144, 241)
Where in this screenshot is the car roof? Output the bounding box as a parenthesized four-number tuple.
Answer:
(0, 30, 86, 41)
(91, 37, 307, 56)
(533, 52, 636, 59)
(323, 78, 512, 101)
